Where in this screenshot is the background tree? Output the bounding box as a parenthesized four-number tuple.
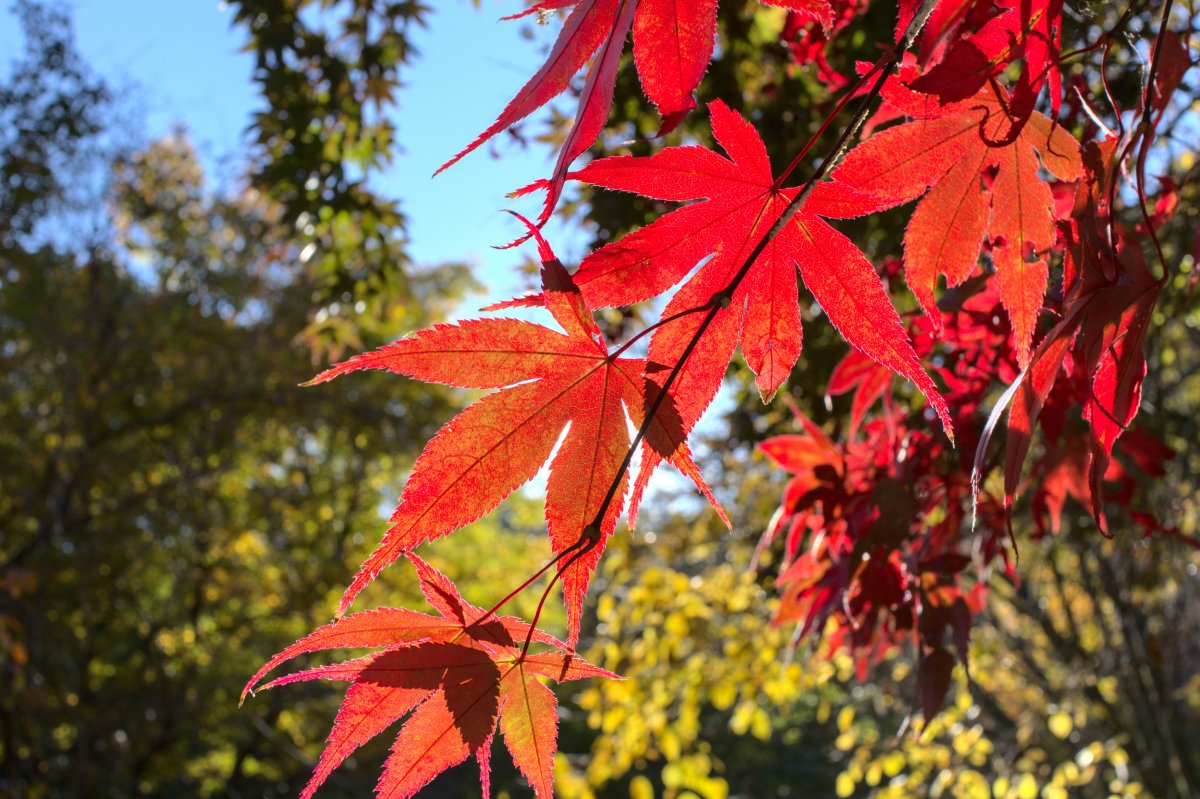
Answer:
(0, 3, 556, 797)
(227, 0, 434, 355)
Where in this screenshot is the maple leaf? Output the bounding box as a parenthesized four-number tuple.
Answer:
(908, 0, 1064, 130)
(833, 79, 1083, 366)
(990, 140, 1163, 533)
(437, 0, 834, 229)
(1002, 232, 1160, 531)
(308, 222, 718, 644)
(780, 0, 868, 89)
(896, 0, 994, 66)
(538, 99, 951, 510)
(244, 555, 616, 799)
(1150, 30, 1192, 119)
(827, 348, 893, 439)
(241, 553, 566, 701)
(757, 393, 987, 722)
(1030, 435, 1092, 535)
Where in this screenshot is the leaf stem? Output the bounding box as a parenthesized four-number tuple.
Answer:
(609, 302, 714, 359)
(520, 536, 601, 657)
(1059, 0, 1144, 62)
(774, 58, 887, 188)
(1133, 0, 1176, 284)
(470, 541, 583, 629)
(474, 0, 944, 646)
(582, 0, 945, 538)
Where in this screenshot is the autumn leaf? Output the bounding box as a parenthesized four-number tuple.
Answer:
(1030, 435, 1092, 535)
(827, 348, 894, 439)
(308, 223, 718, 643)
(241, 554, 566, 702)
(896, 0, 992, 65)
(244, 555, 617, 799)
(1079, 245, 1160, 510)
(437, 0, 833, 229)
(833, 80, 1083, 366)
(754, 404, 844, 565)
(914, 646, 957, 723)
(909, 0, 1064, 130)
(997, 140, 1162, 533)
(538, 99, 950, 510)
(759, 409, 844, 483)
(1001, 314, 1075, 510)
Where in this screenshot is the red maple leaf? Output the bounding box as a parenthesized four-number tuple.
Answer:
(896, 0, 994, 66)
(908, 0, 1064, 130)
(308, 223, 718, 643)
(244, 554, 616, 799)
(437, 0, 833, 228)
(758, 394, 985, 722)
(827, 348, 894, 439)
(543, 100, 951, 510)
(1002, 231, 1160, 531)
(996, 141, 1163, 532)
(780, 0, 868, 89)
(833, 79, 1083, 366)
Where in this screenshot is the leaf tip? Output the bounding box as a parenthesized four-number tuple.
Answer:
(303, 366, 342, 387)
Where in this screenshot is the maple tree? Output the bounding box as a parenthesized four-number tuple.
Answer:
(242, 0, 1200, 796)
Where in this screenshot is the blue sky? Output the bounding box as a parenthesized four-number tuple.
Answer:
(0, 0, 583, 300)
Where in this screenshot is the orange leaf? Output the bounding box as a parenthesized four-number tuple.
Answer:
(834, 81, 1083, 365)
(244, 557, 617, 799)
(311, 234, 718, 644)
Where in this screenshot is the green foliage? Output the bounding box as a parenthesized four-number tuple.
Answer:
(0, 0, 109, 245)
(0, 133, 470, 795)
(227, 0, 434, 354)
(0, 3, 523, 796)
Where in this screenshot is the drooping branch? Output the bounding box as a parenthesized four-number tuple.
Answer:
(580, 0, 947, 543)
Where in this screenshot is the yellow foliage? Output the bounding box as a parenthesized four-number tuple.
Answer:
(561, 515, 834, 798)
(1048, 712, 1073, 740)
(630, 775, 655, 799)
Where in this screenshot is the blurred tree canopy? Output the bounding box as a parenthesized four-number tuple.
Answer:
(0, 2, 547, 797)
(226, 0, 433, 355)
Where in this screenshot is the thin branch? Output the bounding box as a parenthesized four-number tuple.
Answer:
(582, 0, 946, 540)
(464, 0, 950, 647)
(1133, 0, 1177, 285)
